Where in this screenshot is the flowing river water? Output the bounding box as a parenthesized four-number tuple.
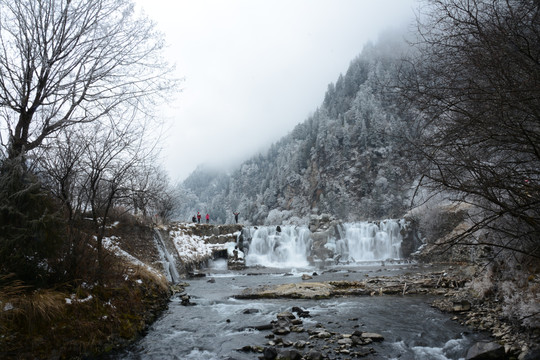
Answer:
(117, 222, 491, 360)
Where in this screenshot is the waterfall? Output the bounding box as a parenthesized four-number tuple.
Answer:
(244, 220, 404, 268)
(244, 225, 312, 268)
(336, 220, 403, 261)
(154, 229, 180, 283)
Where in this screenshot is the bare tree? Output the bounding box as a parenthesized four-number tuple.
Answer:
(0, 0, 176, 159)
(403, 0, 540, 258)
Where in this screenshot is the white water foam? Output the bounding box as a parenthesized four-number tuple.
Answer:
(245, 225, 312, 268)
(336, 220, 403, 261)
(390, 336, 469, 360)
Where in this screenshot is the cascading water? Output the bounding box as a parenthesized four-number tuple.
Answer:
(333, 220, 403, 261)
(153, 229, 180, 283)
(245, 220, 405, 267)
(244, 225, 312, 268)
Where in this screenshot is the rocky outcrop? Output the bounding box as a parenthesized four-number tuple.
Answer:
(465, 341, 506, 360)
(227, 245, 246, 270)
(235, 269, 467, 300)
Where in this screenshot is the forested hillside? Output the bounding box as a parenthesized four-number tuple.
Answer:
(176, 33, 417, 225)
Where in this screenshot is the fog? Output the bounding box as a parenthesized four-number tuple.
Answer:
(135, 0, 418, 182)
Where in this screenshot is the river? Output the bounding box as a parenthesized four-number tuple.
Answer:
(117, 262, 489, 359)
(116, 222, 490, 359)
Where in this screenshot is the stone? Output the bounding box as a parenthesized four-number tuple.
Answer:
(466, 341, 506, 360)
(521, 347, 540, 360)
(304, 349, 324, 360)
(263, 347, 278, 360)
(453, 300, 471, 312)
(278, 349, 303, 360)
(337, 338, 353, 346)
(292, 306, 310, 318)
(361, 332, 384, 342)
(317, 331, 332, 339)
(242, 308, 260, 314)
(273, 328, 290, 335)
(277, 311, 296, 319)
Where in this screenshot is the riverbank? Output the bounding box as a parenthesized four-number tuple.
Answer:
(0, 264, 170, 359)
(0, 221, 172, 360)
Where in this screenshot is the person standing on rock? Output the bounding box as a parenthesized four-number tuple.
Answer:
(192, 215, 196, 223)
(233, 211, 239, 224)
(197, 212, 201, 224)
(206, 213, 210, 224)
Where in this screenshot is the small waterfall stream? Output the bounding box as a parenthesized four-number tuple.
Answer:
(153, 228, 180, 283)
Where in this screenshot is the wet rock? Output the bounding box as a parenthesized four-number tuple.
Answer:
(273, 328, 290, 335)
(315, 330, 332, 339)
(273, 318, 291, 335)
(355, 347, 376, 357)
(252, 323, 273, 331)
(337, 338, 353, 346)
(292, 306, 311, 318)
(521, 347, 540, 360)
(277, 311, 295, 319)
(466, 341, 506, 359)
(290, 325, 305, 333)
(238, 345, 263, 353)
(304, 349, 324, 360)
(263, 346, 278, 359)
(278, 348, 303, 360)
(180, 294, 195, 306)
(242, 308, 260, 314)
(361, 332, 384, 342)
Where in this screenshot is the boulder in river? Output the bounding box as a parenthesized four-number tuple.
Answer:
(361, 332, 385, 342)
(466, 341, 506, 359)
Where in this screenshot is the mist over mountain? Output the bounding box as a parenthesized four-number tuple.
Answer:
(175, 33, 417, 225)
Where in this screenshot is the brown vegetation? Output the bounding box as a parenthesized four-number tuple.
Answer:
(0, 220, 170, 360)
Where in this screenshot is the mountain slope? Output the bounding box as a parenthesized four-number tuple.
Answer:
(176, 34, 417, 225)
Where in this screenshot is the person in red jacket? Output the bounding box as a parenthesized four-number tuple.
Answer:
(206, 213, 210, 224)
(197, 212, 201, 224)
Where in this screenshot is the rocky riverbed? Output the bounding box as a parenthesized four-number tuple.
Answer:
(224, 264, 540, 360)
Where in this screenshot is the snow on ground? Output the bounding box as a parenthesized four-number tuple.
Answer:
(101, 236, 161, 277)
(169, 229, 213, 264)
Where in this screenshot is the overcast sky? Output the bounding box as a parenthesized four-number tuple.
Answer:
(135, 0, 418, 182)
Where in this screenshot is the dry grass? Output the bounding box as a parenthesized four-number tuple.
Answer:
(0, 274, 63, 330)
